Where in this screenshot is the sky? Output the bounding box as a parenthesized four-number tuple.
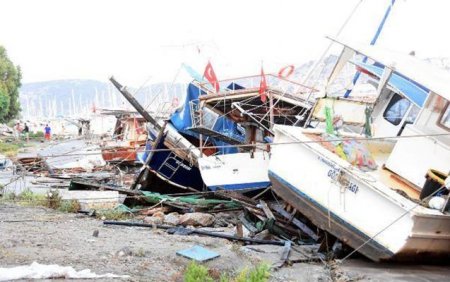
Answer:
(1, 0, 450, 86)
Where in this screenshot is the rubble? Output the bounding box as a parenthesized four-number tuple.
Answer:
(163, 212, 180, 225)
(60, 190, 121, 211)
(178, 212, 215, 227)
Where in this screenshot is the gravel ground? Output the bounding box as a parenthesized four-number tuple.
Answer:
(0, 203, 449, 281)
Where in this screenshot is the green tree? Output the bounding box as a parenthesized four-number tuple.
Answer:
(0, 46, 21, 123)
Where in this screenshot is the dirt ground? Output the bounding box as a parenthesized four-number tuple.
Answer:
(0, 203, 449, 282)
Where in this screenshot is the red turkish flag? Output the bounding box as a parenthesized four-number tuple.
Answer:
(259, 67, 267, 103)
(203, 61, 220, 93)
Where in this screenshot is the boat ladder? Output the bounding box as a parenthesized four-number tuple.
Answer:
(157, 152, 183, 180)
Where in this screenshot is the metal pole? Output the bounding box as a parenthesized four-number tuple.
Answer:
(130, 121, 168, 190)
(109, 76, 160, 130)
(103, 220, 286, 246)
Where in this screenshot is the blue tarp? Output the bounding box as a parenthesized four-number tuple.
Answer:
(353, 61, 429, 107)
(170, 83, 244, 154)
(170, 83, 203, 135)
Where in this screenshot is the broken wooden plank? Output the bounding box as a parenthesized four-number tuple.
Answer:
(272, 240, 292, 269)
(70, 180, 140, 196)
(318, 232, 337, 253)
(259, 200, 275, 220)
(271, 204, 319, 241)
(238, 213, 259, 233)
(104, 221, 286, 246)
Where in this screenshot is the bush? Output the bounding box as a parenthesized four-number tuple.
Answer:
(0, 142, 19, 157)
(183, 262, 270, 282)
(46, 190, 62, 209)
(0, 192, 16, 202)
(58, 200, 81, 213)
(236, 264, 270, 282)
(18, 189, 46, 206)
(96, 209, 129, 220)
(184, 262, 214, 282)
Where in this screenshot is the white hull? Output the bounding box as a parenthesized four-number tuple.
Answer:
(198, 151, 270, 191)
(268, 125, 450, 261)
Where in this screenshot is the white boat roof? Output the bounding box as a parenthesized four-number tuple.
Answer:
(329, 37, 450, 101)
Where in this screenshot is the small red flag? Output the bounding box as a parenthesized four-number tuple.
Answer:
(259, 67, 267, 103)
(203, 61, 220, 93)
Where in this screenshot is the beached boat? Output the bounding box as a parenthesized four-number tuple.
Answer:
(268, 39, 450, 262)
(109, 78, 206, 191)
(101, 114, 147, 165)
(195, 74, 317, 191)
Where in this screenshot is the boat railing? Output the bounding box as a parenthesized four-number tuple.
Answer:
(197, 74, 317, 98)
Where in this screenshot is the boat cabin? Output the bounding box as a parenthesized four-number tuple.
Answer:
(322, 37, 450, 191)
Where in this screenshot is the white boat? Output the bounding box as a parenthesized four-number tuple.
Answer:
(268, 39, 450, 262)
(198, 151, 271, 191)
(195, 74, 317, 191)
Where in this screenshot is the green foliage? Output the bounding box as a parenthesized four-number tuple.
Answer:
(0, 142, 19, 157)
(183, 262, 270, 282)
(58, 200, 81, 213)
(17, 189, 46, 206)
(184, 262, 214, 282)
(96, 209, 129, 220)
(29, 131, 44, 138)
(1, 189, 83, 214)
(0, 192, 16, 202)
(0, 46, 21, 123)
(242, 264, 270, 282)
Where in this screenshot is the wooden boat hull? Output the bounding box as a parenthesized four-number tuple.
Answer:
(101, 147, 137, 164)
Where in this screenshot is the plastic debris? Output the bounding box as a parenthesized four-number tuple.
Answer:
(176, 245, 220, 262)
(0, 261, 129, 281)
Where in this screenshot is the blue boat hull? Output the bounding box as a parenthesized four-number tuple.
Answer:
(142, 135, 204, 191)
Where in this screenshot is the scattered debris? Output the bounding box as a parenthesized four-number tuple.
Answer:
(179, 212, 215, 227)
(176, 245, 220, 262)
(0, 261, 130, 281)
(104, 221, 287, 246)
(60, 190, 121, 211)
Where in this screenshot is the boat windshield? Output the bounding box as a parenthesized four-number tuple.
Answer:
(383, 93, 411, 125)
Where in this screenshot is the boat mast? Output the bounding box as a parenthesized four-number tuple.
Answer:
(109, 76, 161, 130)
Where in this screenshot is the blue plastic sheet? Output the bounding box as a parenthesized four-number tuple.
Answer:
(170, 83, 245, 154)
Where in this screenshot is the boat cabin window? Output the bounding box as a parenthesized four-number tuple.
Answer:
(383, 93, 411, 125)
(438, 102, 450, 131)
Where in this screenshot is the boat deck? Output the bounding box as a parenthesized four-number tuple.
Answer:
(369, 147, 420, 200)
(305, 132, 421, 201)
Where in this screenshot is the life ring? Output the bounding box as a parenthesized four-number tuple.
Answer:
(278, 65, 295, 78)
